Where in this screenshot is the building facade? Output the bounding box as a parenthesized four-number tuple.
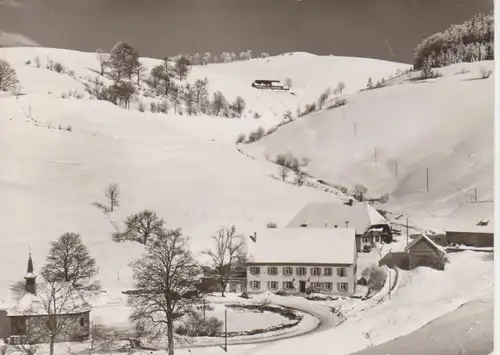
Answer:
(246, 262, 356, 296)
(245, 228, 357, 296)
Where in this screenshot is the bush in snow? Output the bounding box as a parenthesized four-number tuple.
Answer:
(327, 98, 347, 110)
(480, 66, 492, 79)
(66, 125, 72, 132)
(236, 133, 246, 144)
(361, 264, 387, 293)
(266, 126, 277, 135)
(53, 62, 65, 73)
(247, 127, 265, 143)
(175, 310, 223, 337)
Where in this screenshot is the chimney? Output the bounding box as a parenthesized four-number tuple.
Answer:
(345, 221, 349, 228)
(24, 253, 37, 295)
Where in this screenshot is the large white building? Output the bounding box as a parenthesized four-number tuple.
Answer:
(245, 228, 357, 296)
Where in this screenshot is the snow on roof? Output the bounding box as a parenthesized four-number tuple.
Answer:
(7, 286, 92, 317)
(286, 201, 388, 234)
(245, 228, 357, 265)
(445, 202, 494, 234)
(404, 234, 445, 254)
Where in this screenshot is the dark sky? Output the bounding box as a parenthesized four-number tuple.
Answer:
(0, 0, 493, 64)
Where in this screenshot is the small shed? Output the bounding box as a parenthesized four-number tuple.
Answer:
(404, 234, 448, 270)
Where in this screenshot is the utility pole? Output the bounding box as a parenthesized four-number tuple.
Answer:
(225, 308, 228, 351)
(388, 267, 392, 300)
(220, 308, 227, 352)
(374, 147, 377, 163)
(426, 168, 429, 193)
(354, 122, 357, 137)
(342, 108, 345, 123)
(203, 299, 206, 321)
(474, 187, 477, 202)
(395, 160, 398, 180)
(406, 217, 409, 247)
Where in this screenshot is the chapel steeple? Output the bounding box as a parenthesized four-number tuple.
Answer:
(24, 253, 36, 295)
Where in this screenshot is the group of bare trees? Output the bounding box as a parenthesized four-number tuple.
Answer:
(274, 152, 311, 187)
(109, 206, 246, 355)
(181, 49, 268, 65)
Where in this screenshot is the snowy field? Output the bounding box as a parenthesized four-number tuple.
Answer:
(0, 47, 494, 355)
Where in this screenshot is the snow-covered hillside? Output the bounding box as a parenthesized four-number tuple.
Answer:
(0, 47, 409, 306)
(0, 46, 494, 355)
(242, 61, 494, 230)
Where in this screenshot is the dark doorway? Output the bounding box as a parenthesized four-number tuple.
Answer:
(299, 281, 306, 293)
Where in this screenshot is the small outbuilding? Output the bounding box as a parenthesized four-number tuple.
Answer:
(404, 234, 448, 270)
(445, 202, 494, 248)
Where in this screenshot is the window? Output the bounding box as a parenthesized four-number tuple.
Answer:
(249, 267, 260, 276)
(250, 281, 261, 290)
(375, 236, 380, 242)
(324, 282, 333, 291)
(337, 282, 348, 292)
(283, 281, 294, 290)
(267, 267, 278, 275)
(268, 281, 278, 290)
(324, 267, 332, 276)
(337, 267, 347, 277)
(296, 267, 306, 276)
(79, 317, 85, 327)
(312, 282, 322, 290)
(283, 267, 293, 276)
(363, 237, 369, 243)
(311, 267, 321, 276)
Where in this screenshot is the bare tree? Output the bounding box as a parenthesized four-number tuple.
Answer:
(0, 59, 18, 92)
(202, 226, 245, 297)
(279, 165, 288, 182)
(128, 228, 202, 355)
(175, 56, 191, 80)
(41, 232, 100, 294)
(96, 49, 109, 76)
(337, 81, 346, 95)
(294, 170, 306, 187)
(352, 184, 368, 202)
(231, 96, 246, 117)
(132, 63, 147, 86)
(105, 183, 120, 212)
(113, 210, 165, 245)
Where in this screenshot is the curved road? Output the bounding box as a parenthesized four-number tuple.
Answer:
(177, 300, 339, 349)
(350, 297, 493, 355)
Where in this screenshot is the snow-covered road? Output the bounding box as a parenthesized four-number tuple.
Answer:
(176, 295, 339, 349)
